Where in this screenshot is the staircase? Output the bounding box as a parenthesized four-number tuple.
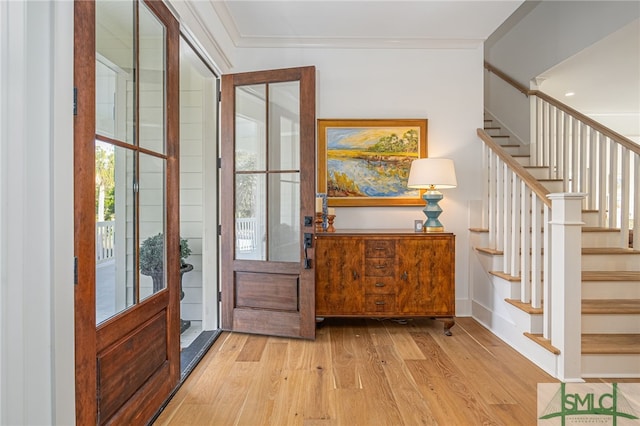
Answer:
(473, 114, 640, 378)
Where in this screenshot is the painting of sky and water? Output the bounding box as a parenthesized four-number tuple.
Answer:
(320, 120, 427, 206)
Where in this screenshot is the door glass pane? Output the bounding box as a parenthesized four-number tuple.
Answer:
(235, 173, 266, 260)
(96, 0, 135, 144)
(268, 82, 300, 171)
(138, 2, 166, 154)
(235, 85, 266, 171)
(139, 153, 166, 300)
(96, 141, 135, 324)
(268, 173, 300, 262)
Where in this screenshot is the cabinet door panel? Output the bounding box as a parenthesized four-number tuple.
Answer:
(396, 237, 454, 315)
(315, 237, 364, 314)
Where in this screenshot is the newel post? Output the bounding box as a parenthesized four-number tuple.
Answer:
(548, 193, 586, 382)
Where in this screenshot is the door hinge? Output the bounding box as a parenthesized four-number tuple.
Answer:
(74, 256, 78, 285)
(73, 87, 78, 116)
(217, 90, 221, 103)
(218, 224, 222, 235)
(217, 157, 222, 169)
(218, 291, 222, 302)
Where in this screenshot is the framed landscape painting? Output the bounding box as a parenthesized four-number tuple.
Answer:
(317, 118, 428, 206)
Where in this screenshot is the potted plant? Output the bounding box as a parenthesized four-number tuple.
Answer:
(140, 233, 193, 332)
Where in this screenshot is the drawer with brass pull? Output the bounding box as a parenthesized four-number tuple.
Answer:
(364, 258, 394, 277)
(364, 294, 396, 313)
(365, 277, 396, 293)
(364, 240, 395, 258)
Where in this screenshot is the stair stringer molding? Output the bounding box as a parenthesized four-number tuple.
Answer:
(469, 240, 559, 377)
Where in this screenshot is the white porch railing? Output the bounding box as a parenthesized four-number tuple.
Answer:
(236, 217, 257, 252)
(96, 220, 115, 264)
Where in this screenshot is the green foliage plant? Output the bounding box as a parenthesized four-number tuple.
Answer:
(140, 233, 192, 275)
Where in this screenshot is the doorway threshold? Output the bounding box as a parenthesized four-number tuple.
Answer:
(180, 329, 221, 380)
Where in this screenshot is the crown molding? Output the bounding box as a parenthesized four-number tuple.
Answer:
(211, 1, 482, 50)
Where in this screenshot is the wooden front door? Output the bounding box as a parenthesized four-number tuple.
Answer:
(74, 1, 181, 423)
(221, 67, 316, 339)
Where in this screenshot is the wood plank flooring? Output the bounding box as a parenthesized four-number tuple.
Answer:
(153, 317, 628, 426)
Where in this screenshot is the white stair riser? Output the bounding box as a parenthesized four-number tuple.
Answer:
(524, 167, 551, 180)
(505, 302, 543, 333)
(582, 231, 623, 247)
(514, 156, 531, 166)
(469, 231, 489, 248)
(582, 254, 640, 271)
(485, 128, 502, 136)
(539, 180, 565, 192)
(475, 250, 504, 271)
(582, 354, 640, 377)
(582, 314, 640, 333)
(501, 145, 522, 155)
(490, 274, 521, 300)
(494, 136, 511, 144)
(582, 281, 640, 299)
(582, 211, 601, 227)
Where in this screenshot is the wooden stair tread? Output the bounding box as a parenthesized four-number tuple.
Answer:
(512, 154, 530, 158)
(524, 333, 560, 354)
(469, 227, 489, 233)
(505, 298, 543, 314)
(582, 247, 640, 254)
(582, 334, 640, 354)
(582, 299, 640, 314)
(582, 271, 640, 281)
(475, 247, 503, 255)
(489, 271, 520, 282)
(582, 227, 620, 233)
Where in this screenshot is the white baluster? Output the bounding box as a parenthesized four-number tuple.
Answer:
(521, 183, 531, 303)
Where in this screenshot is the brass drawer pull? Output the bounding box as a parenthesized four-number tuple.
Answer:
(375, 282, 385, 287)
(374, 247, 386, 250)
(375, 264, 387, 269)
(375, 301, 385, 305)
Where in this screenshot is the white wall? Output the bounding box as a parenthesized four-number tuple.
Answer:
(0, 1, 75, 424)
(229, 46, 486, 315)
(485, 0, 640, 86)
(484, 0, 640, 147)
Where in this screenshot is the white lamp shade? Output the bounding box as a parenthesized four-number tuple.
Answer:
(407, 158, 457, 189)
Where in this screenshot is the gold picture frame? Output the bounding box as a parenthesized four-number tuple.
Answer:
(317, 118, 428, 207)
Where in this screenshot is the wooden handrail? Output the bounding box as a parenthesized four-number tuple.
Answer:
(477, 128, 552, 208)
(484, 61, 529, 96)
(484, 61, 640, 156)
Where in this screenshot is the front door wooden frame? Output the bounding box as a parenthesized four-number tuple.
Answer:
(220, 66, 317, 339)
(74, 1, 180, 423)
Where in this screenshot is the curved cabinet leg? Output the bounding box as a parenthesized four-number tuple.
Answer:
(440, 317, 455, 336)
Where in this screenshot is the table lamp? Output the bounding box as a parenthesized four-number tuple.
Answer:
(407, 158, 457, 232)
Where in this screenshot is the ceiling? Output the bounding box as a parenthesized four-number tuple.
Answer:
(205, 1, 638, 142)
(210, 0, 525, 49)
(538, 18, 640, 142)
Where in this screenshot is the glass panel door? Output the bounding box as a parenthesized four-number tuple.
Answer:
(221, 66, 316, 339)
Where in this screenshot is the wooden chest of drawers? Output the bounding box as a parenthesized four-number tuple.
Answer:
(315, 229, 455, 334)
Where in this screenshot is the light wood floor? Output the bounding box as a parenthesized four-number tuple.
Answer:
(153, 317, 624, 425)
